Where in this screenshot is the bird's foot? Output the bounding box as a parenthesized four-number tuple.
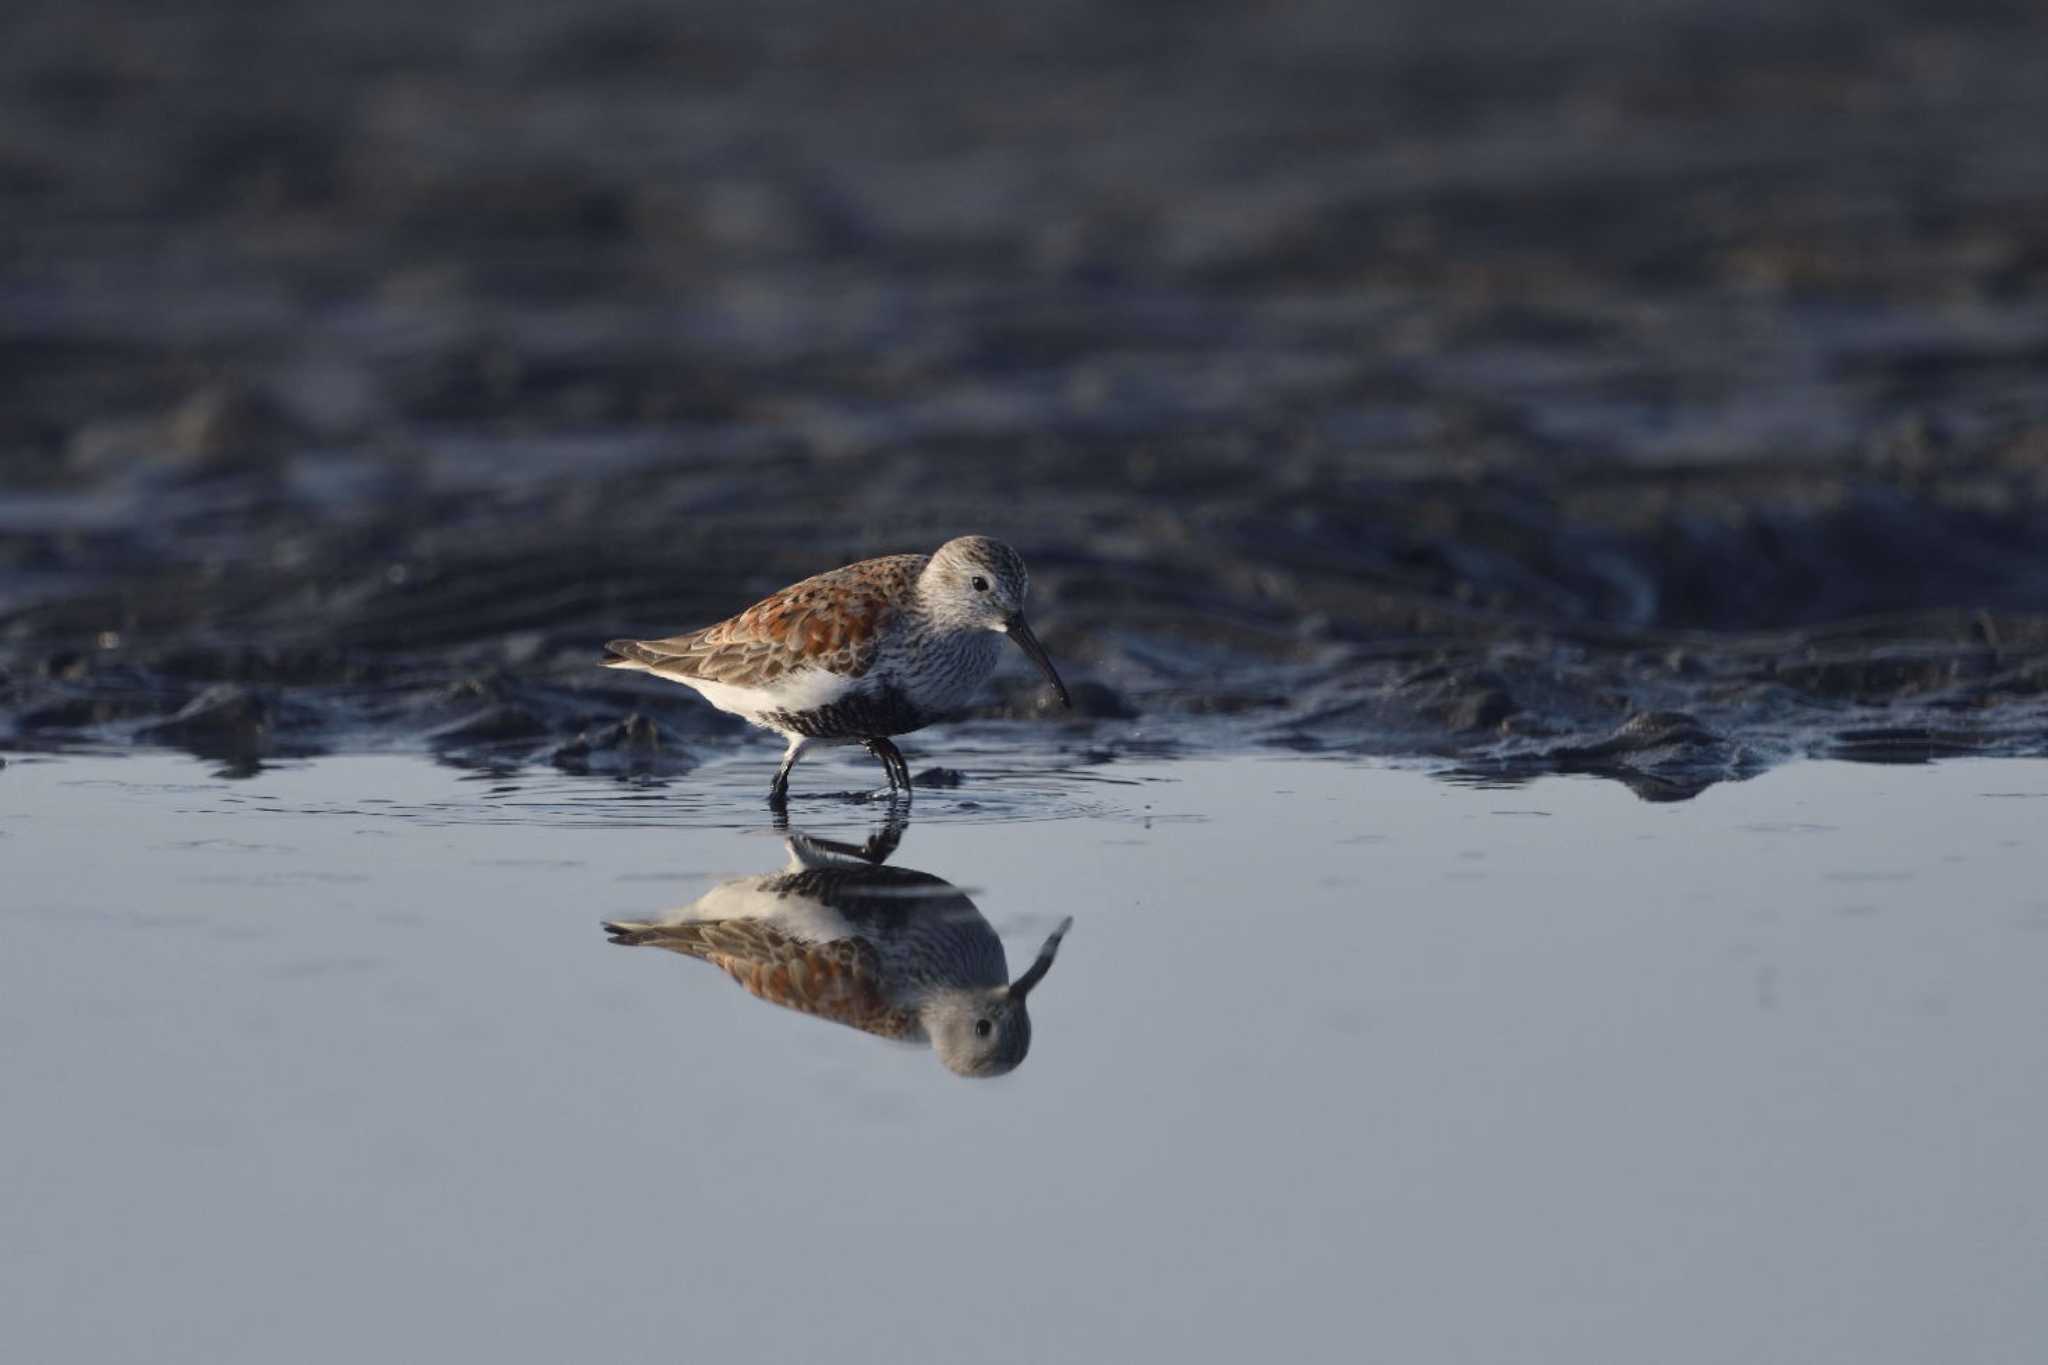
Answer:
(863, 737, 914, 796)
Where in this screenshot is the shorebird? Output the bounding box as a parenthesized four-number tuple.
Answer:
(600, 536, 1070, 805)
(603, 832, 1073, 1077)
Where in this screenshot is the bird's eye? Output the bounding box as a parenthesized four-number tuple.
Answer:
(974, 1018, 993, 1037)
(972, 576, 990, 593)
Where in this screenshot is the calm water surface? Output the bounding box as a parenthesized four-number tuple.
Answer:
(4, 750, 2045, 1363)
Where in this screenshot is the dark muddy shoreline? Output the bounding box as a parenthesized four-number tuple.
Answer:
(4, 0, 2047, 798)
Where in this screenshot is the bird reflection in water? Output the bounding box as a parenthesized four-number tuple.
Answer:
(603, 819, 1072, 1077)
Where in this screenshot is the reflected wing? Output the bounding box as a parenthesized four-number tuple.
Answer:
(606, 555, 922, 687)
(604, 918, 916, 1039)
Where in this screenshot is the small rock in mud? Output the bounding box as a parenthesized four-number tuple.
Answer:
(1398, 666, 1520, 732)
(1529, 710, 1757, 801)
(425, 704, 549, 746)
(69, 382, 307, 481)
(39, 652, 92, 682)
(1773, 649, 2000, 703)
(137, 684, 277, 756)
(167, 384, 304, 470)
(1548, 710, 1723, 762)
(983, 677, 1135, 720)
(552, 712, 694, 774)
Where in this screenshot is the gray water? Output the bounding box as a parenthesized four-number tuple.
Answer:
(4, 749, 2046, 1363)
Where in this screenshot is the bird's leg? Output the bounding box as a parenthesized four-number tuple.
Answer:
(862, 737, 894, 789)
(862, 808, 908, 864)
(863, 737, 913, 797)
(769, 736, 811, 810)
(790, 810, 906, 867)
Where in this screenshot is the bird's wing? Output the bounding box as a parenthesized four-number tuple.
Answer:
(606, 555, 923, 686)
(603, 917, 916, 1039)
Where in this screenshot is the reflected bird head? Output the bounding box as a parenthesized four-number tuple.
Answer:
(926, 916, 1073, 1078)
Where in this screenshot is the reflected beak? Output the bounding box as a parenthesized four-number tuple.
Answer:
(1007, 916, 1074, 1000)
(1003, 615, 1072, 709)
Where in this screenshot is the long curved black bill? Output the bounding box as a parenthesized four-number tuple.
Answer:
(1008, 916, 1074, 1000)
(1003, 615, 1072, 708)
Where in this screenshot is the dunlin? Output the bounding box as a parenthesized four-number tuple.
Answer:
(601, 536, 1070, 804)
(604, 832, 1073, 1077)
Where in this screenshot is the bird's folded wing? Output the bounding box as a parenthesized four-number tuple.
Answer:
(624, 556, 921, 684)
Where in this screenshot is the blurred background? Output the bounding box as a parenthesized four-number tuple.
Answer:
(3, 0, 2046, 786)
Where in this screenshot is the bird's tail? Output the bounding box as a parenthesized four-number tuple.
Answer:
(600, 639, 655, 670)
(603, 919, 666, 946)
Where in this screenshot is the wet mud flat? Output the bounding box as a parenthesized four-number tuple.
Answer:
(4, 0, 2048, 797)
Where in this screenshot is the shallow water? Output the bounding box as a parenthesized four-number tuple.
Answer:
(5, 749, 2046, 1362)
